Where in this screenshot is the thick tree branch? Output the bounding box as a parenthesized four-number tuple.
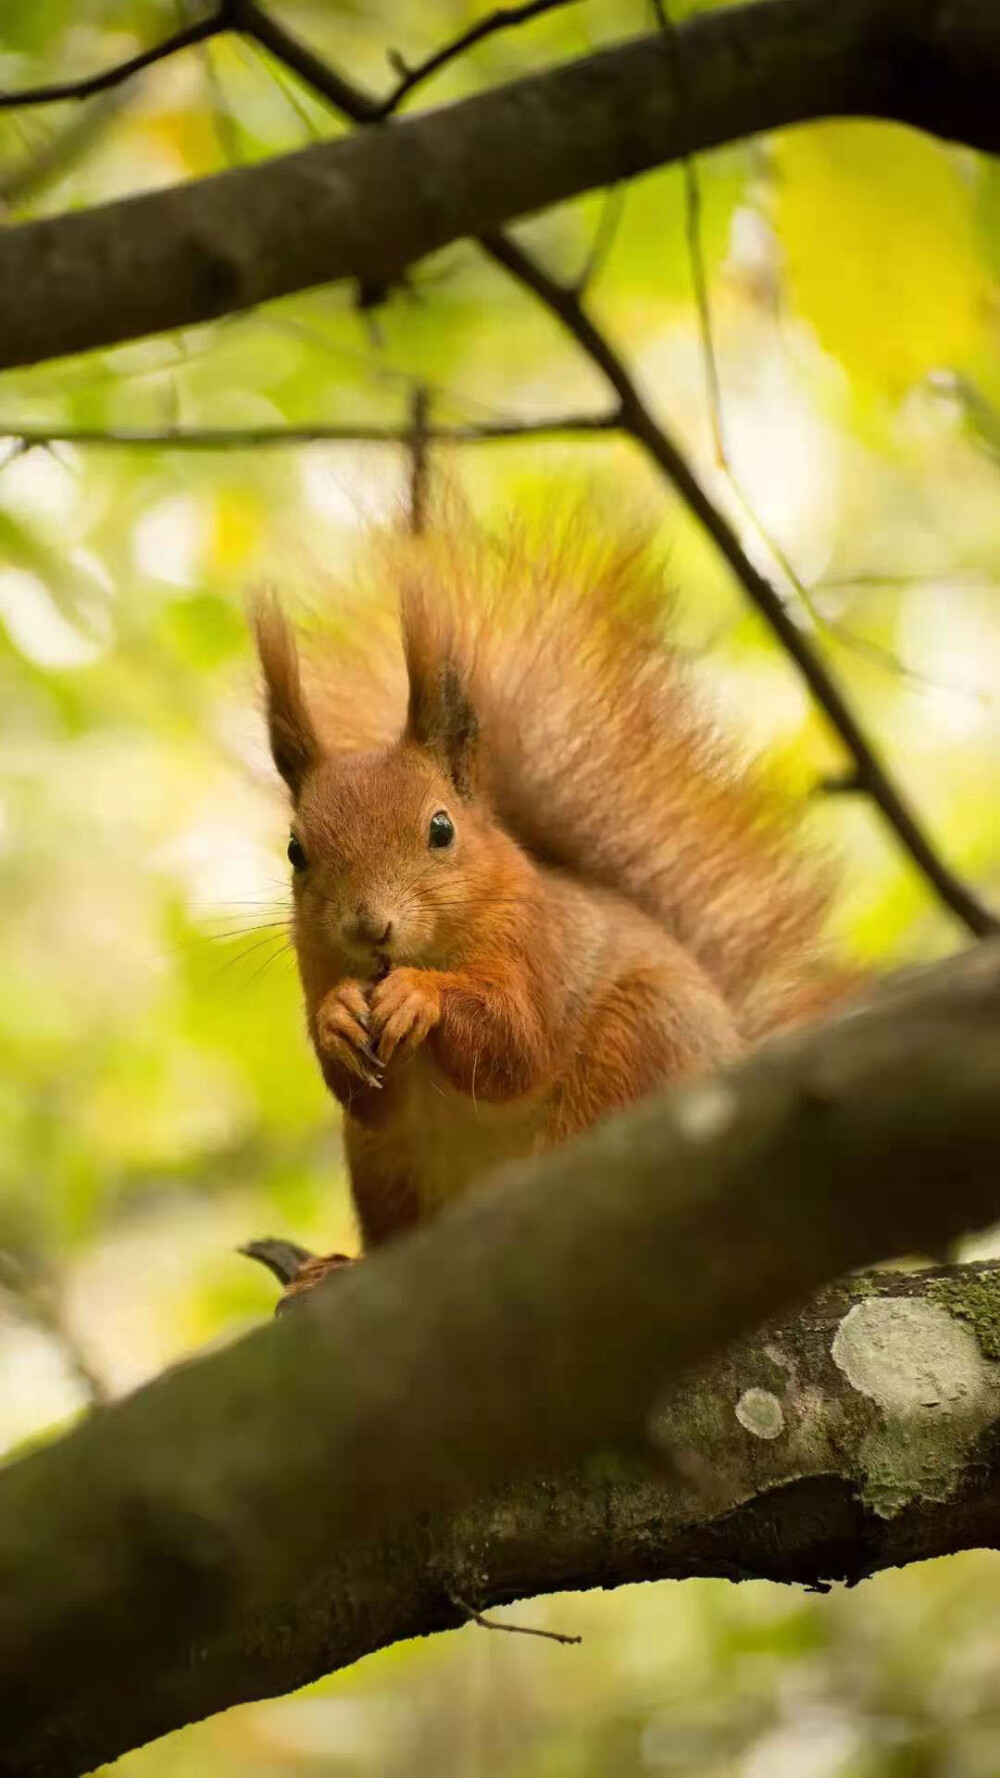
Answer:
(5, 942, 1000, 1773)
(18, 1259, 999, 1778)
(1, 0, 999, 371)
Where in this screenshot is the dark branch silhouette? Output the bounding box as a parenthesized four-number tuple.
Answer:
(0, 8, 226, 109)
(374, 0, 585, 118)
(0, 0, 581, 122)
(0, 414, 618, 451)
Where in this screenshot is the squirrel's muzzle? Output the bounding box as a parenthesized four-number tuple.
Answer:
(342, 905, 394, 951)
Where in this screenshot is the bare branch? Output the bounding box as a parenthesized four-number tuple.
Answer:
(818, 570, 1000, 591)
(0, 0, 582, 127)
(479, 230, 999, 940)
(0, 414, 618, 450)
(0, 8, 226, 109)
(0, 89, 133, 209)
(0, 1253, 109, 1409)
(375, 0, 584, 119)
(450, 1594, 583, 1646)
(232, 0, 378, 123)
(649, 0, 726, 463)
(5, 942, 1000, 1774)
(573, 182, 626, 295)
(407, 383, 432, 533)
(822, 617, 997, 709)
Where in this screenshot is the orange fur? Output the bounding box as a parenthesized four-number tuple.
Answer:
(253, 517, 851, 1286)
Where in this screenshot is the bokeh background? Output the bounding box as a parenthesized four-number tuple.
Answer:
(2, 2, 1000, 1773)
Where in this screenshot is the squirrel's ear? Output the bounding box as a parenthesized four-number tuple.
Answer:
(402, 594, 479, 799)
(251, 593, 321, 798)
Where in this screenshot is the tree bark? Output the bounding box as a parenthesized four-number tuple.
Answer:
(3, 943, 1000, 1773)
(0, 0, 998, 370)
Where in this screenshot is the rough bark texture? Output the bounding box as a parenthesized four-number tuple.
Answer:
(3, 944, 1000, 1773)
(0, 0, 998, 370)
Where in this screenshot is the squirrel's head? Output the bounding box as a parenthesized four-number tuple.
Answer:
(253, 593, 496, 979)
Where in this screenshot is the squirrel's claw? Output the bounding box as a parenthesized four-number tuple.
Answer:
(239, 1239, 356, 1315)
(315, 981, 386, 1089)
(354, 1042, 385, 1086)
(276, 1251, 354, 1313)
(239, 1236, 315, 1287)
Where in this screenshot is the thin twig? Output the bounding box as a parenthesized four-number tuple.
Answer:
(815, 768, 866, 798)
(231, 0, 377, 123)
(822, 617, 996, 708)
(0, 7, 228, 108)
(0, 0, 582, 128)
(817, 569, 1000, 592)
(450, 1593, 582, 1646)
(376, 0, 584, 119)
(233, 35, 325, 140)
(652, 0, 993, 734)
(0, 1253, 110, 1409)
(198, 31, 245, 168)
(680, 155, 726, 462)
(408, 383, 431, 533)
(575, 183, 627, 296)
(648, 0, 848, 651)
(650, 0, 844, 650)
(649, 0, 726, 464)
(653, 51, 998, 724)
(479, 230, 999, 940)
(0, 88, 132, 208)
(0, 414, 618, 451)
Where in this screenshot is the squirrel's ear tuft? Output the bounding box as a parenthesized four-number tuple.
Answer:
(402, 587, 479, 799)
(251, 593, 321, 798)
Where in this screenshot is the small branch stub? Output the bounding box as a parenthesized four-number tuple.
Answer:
(450, 1593, 583, 1646)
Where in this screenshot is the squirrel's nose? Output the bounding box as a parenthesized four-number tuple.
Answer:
(344, 907, 393, 948)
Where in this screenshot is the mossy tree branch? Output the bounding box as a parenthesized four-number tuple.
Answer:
(5, 943, 1000, 1773)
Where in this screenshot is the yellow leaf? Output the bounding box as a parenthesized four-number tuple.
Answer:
(775, 122, 985, 398)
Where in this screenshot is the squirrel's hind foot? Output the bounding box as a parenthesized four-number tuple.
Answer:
(240, 1238, 356, 1315)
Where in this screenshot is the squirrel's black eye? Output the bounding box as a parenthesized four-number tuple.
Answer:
(287, 835, 308, 872)
(428, 810, 455, 850)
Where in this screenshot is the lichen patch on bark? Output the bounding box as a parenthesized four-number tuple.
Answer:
(735, 1388, 785, 1439)
(831, 1298, 1000, 1518)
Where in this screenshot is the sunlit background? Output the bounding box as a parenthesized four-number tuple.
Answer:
(2, 2, 1000, 1773)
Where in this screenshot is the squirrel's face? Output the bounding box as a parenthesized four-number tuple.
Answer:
(254, 589, 493, 980)
(288, 745, 483, 977)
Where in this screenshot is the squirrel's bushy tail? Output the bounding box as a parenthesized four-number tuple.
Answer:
(301, 515, 843, 1036)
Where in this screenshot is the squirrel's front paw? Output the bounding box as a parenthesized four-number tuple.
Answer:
(370, 968, 442, 1064)
(315, 980, 384, 1088)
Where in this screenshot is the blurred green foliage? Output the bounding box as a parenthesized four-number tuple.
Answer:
(1, 2, 999, 1773)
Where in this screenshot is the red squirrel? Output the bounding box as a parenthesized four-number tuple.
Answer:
(250, 522, 846, 1307)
